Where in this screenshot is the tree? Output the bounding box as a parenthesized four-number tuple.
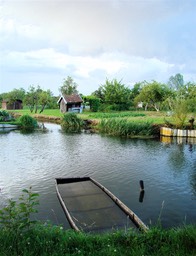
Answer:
(180, 82, 196, 112)
(83, 95, 100, 112)
(39, 90, 53, 113)
(0, 88, 26, 109)
(98, 78, 131, 110)
(24, 85, 53, 113)
(134, 81, 171, 111)
(59, 76, 78, 95)
(130, 81, 146, 103)
(168, 73, 184, 91)
(24, 85, 40, 113)
(92, 87, 104, 102)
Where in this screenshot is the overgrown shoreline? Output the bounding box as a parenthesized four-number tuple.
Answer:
(0, 224, 195, 256)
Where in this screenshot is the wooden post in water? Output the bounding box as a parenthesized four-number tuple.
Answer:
(139, 180, 144, 191)
(139, 180, 145, 203)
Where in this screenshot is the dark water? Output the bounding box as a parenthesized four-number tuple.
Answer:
(0, 123, 196, 229)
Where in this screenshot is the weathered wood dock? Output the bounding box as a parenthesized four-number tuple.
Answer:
(56, 177, 148, 233)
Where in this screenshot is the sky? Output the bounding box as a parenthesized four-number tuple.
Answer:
(0, 0, 196, 96)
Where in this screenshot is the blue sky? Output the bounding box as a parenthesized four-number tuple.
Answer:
(0, 0, 196, 96)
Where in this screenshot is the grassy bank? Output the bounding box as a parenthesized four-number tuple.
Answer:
(0, 224, 195, 256)
(8, 109, 196, 136)
(10, 109, 169, 124)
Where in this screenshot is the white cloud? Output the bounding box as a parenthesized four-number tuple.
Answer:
(1, 0, 196, 95)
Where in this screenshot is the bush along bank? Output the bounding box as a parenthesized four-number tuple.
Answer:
(19, 115, 38, 131)
(61, 112, 84, 133)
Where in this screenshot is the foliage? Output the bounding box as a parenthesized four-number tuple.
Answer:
(134, 81, 172, 111)
(171, 99, 190, 128)
(61, 113, 84, 132)
(0, 88, 26, 109)
(0, 110, 10, 121)
(130, 81, 146, 102)
(0, 224, 195, 256)
(19, 115, 38, 130)
(83, 96, 100, 112)
(24, 85, 54, 113)
(180, 82, 196, 112)
(0, 188, 39, 232)
(168, 73, 184, 91)
(95, 78, 132, 110)
(59, 76, 78, 95)
(98, 118, 154, 137)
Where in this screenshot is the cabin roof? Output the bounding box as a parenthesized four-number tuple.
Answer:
(57, 94, 83, 104)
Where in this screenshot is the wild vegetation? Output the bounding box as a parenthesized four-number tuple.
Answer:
(0, 73, 195, 133)
(61, 112, 84, 133)
(98, 119, 159, 137)
(0, 189, 195, 256)
(19, 115, 38, 131)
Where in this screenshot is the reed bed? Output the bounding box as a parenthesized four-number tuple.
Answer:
(98, 118, 155, 137)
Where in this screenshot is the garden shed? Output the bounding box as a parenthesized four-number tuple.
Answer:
(1, 99, 23, 110)
(57, 94, 83, 113)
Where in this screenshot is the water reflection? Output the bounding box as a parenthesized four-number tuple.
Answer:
(139, 191, 145, 203)
(0, 123, 195, 229)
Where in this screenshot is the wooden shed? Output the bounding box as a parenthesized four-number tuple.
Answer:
(1, 99, 23, 110)
(57, 94, 83, 113)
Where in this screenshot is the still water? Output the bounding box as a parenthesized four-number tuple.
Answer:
(0, 123, 196, 229)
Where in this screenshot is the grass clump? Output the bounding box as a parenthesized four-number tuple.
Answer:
(61, 112, 84, 133)
(98, 118, 155, 137)
(19, 115, 38, 131)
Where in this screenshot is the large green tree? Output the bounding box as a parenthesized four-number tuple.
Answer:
(97, 78, 131, 110)
(130, 81, 146, 103)
(134, 81, 172, 111)
(59, 76, 78, 95)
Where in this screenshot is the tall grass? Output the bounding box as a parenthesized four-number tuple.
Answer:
(0, 224, 195, 256)
(18, 115, 38, 131)
(98, 118, 156, 137)
(61, 113, 84, 133)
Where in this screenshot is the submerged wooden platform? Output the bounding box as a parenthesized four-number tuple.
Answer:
(56, 177, 148, 233)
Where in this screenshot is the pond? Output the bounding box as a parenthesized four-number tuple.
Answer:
(0, 123, 196, 229)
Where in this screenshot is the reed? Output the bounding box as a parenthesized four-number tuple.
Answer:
(98, 118, 154, 137)
(61, 113, 84, 133)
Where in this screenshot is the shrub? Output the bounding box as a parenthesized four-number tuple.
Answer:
(61, 113, 84, 133)
(172, 99, 189, 128)
(0, 110, 11, 121)
(0, 188, 39, 232)
(19, 115, 38, 130)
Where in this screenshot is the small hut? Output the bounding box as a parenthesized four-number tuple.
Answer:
(1, 99, 23, 110)
(57, 94, 83, 113)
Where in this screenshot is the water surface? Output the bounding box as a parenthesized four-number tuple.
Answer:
(0, 123, 195, 229)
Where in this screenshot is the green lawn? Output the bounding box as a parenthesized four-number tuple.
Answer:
(9, 109, 190, 127)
